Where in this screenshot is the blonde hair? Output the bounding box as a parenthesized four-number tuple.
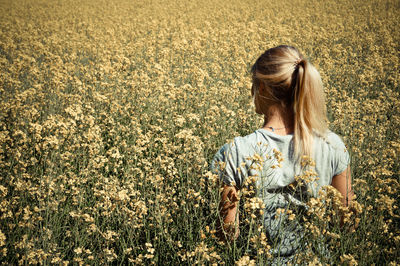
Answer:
(251, 45, 327, 160)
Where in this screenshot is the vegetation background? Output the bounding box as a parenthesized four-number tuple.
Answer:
(0, 0, 399, 264)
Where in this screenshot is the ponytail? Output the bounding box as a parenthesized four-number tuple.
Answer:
(293, 59, 327, 160)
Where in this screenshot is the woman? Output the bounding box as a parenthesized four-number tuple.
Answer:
(211, 45, 353, 261)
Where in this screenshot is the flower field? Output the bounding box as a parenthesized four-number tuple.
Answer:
(0, 0, 399, 264)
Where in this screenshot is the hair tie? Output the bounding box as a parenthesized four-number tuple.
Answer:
(294, 58, 302, 67)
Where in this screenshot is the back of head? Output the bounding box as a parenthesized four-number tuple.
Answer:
(251, 45, 327, 160)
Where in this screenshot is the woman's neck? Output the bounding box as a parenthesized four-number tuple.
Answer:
(262, 105, 294, 135)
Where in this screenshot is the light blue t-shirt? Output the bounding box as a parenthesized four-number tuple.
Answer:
(211, 129, 350, 259)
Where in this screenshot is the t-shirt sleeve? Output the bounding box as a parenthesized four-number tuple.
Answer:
(331, 134, 350, 176)
(210, 140, 245, 188)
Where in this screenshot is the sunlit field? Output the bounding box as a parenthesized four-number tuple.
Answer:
(0, 0, 399, 264)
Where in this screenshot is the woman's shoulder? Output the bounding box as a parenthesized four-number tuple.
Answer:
(314, 130, 349, 159)
(320, 131, 347, 148)
(231, 130, 267, 151)
(320, 131, 350, 176)
(213, 131, 264, 160)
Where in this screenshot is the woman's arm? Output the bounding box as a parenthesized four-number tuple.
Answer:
(331, 166, 353, 206)
(331, 165, 360, 230)
(217, 185, 239, 241)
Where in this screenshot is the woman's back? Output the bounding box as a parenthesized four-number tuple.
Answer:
(212, 129, 349, 195)
(212, 129, 350, 259)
